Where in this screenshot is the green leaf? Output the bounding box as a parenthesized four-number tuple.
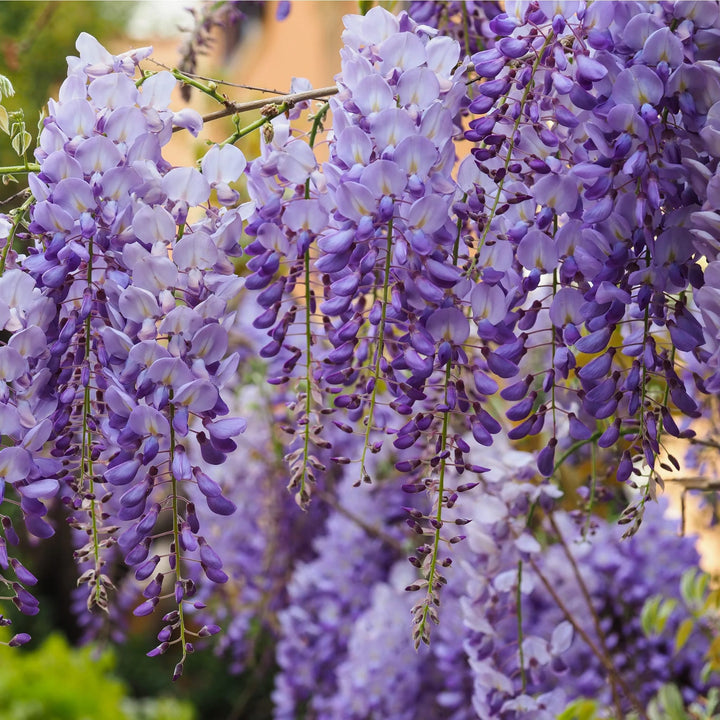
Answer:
(656, 597, 678, 633)
(675, 617, 694, 654)
(557, 699, 600, 720)
(0, 73, 14, 99)
(0, 105, 8, 134)
(11, 130, 32, 157)
(641, 595, 662, 636)
(680, 568, 697, 605)
(658, 683, 689, 720)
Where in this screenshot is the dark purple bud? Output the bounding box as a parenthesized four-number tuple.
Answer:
(125, 539, 151, 567)
(198, 624, 221, 637)
(506, 394, 535, 421)
(507, 416, 535, 440)
(147, 642, 169, 657)
(498, 36, 528, 58)
(471, 422, 492, 446)
(617, 452, 633, 483)
(104, 458, 141, 486)
(568, 414, 593, 440)
(143, 573, 164, 599)
(537, 439, 557, 477)
(598, 420, 621, 448)
(575, 328, 610, 354)
(198, 538, 223, 570)
(135, 555, 160, 581)
(486, 351, 519, 379)
(578, 351, 614, 381)
(206, 493, 236, 516)
(473, 370, 499, 396)
(133, 597, 159, 617)
(202, 563, 229, 584)
(10, 558, 37, 586)
(9, 632, 31, 647)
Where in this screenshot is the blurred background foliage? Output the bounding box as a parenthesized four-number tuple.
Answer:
(0, 2, 132, 119)
(0, 2, 133, 202)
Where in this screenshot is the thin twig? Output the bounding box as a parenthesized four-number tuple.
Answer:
(181, 85, 339, 130)
(149, 58, 284, 95)
(528, 555, 650, 720)
(547, 513, 624, 718)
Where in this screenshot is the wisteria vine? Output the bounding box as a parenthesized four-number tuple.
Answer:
(0, 1, 719, 718)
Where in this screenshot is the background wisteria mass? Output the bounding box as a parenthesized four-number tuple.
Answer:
(0, 1, 720, 718)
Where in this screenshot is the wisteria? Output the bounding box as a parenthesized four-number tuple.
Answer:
(1, 1, 720, 718)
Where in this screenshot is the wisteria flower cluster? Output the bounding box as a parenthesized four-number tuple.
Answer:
(0, 32, 250, 676)
(1, 1, 720, 717)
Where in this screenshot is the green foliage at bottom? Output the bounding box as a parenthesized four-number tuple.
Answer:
(0, 632, 194, 720)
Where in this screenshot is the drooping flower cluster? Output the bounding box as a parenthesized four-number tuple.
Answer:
(2, 4, 720, 716)
(0, 33, 252, 670)
(439, 0, 720, 532)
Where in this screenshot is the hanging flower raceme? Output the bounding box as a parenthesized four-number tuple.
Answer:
(457, 0, 720, 530)
(0, 33, 250, 670)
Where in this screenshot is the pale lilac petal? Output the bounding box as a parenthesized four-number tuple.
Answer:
(426, 307, 470, 344)
(282, 199, 329, 234)
(131, 255, 178, 295)
(336, 182, 376, 221)
(118, 286, 161, 322)
(0, 447, 32, 483)
(354, 75, 394, 115)
(9, 326, 46, 359)
(173, 379, 219, 412)
(89, 73, 138, 109)
(517, 229, 559, 272)
(129, 405, 171, 436)
(471, 283, 507, 324)
(32, 201, 75, 233)
(55, 99, 96, 137)
(191, 323, 228, 364)
(397, 67, 440, 109)
(370, 108, 416, 149)
(0, 346, 27, 381)
(163, 167, 211, 205)
(19, 478, 59, 499)
(40, 151, 83, 183)
(146, 357, 194, 388)
(104, 106, 147, 144)
(75, 32, 114, 73)
(406, 194, 449, 234)
(174, 232, 219, 270)
(132, 204, 176, 245)
(533, 174, 579, 215)
(159, 306, 202, 336)
(335, 126, 372, 167)
(139, 71, 176, 109)
(51, 178, 95, 218)
(205, 417, 247, 440)
(75, 136, 123, 174)
(425, 35, 460, 78)
(394, 135, 438, 178)
(276, 139, 317, 184)
(642, 27, 684, 67)
(549, 287, 584, 326)
(201, 144, 247, 185)
(612, 65, 664, 108)
(173, 109, 203, 137)
(379, 32, 426, 73)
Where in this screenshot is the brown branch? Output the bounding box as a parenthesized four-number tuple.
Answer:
(528, 555, 650, 720)
(174, 85, 340, 132)
(547, 513, 624, 718)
